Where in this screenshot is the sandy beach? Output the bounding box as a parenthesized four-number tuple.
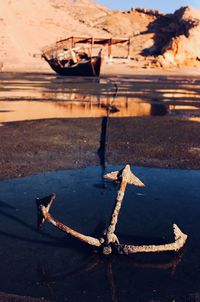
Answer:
(3, 62, 200, 76)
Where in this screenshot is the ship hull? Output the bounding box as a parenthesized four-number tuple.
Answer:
(44, 56, 102, 77)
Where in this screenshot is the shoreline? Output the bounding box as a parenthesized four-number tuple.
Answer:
(2, 64, 200, 77)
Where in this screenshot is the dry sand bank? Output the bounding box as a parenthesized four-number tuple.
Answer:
(3, 64, 200, 77)
(102, 64, 200, 76)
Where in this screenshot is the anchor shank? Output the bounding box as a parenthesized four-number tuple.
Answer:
(105, 179, 127, 244)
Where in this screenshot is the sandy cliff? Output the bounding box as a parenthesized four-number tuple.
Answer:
(0, 1, 200, 70)
(0, 0, 109, 70)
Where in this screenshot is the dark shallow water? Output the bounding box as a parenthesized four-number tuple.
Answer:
(0, 165, 200, 301)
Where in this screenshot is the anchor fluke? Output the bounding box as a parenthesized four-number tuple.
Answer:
(173, 224, 188, 251)
(36, 193, 56, 229)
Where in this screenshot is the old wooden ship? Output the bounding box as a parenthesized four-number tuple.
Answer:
(42, 36, 131, 77)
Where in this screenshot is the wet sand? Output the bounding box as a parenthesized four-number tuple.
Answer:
(0, 116, 200, 180)
(0, 71, 200, 179)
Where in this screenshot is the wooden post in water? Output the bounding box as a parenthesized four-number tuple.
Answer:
(91, 36, 94, 57)
(108, 38, 112, 62)
(71, 36, 75, 48)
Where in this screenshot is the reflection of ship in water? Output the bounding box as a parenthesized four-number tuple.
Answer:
(42, 92, 167, 118)
(1, 89, 199, 122)
(1, 72, 200, 123)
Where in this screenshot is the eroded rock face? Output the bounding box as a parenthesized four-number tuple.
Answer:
(95, 8, 158, 36)
(158, 7, 200, 67)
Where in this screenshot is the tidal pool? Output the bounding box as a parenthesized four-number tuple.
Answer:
(0, 165, 199, 301)
(0, 72, 200, 122)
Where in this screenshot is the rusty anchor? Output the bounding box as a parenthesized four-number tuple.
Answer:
(36, 165, 187, 255)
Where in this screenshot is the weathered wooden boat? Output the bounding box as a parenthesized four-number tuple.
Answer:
(42, 48, 102, 77)
(42, 36, 131, 77)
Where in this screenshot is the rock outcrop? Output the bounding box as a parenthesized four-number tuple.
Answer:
(159, 7, 200, 67)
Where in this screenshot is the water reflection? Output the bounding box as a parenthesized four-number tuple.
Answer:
(0, 72, 200, 123)
(37, 251, 185, 302)
(98, 116, 108, 187)
(150, 99, 169, 116)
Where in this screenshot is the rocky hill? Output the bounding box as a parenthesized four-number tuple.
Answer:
(95, 6, 200, 68)
(0, 1, 200, 70)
